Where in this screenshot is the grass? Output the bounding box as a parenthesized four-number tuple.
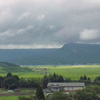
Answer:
(0, 96, 18, 100)
(50, 65, 100, 80)
(0, 65, 100, 80)
(0, 95, 34, 100)
(13, 65, 100, 80)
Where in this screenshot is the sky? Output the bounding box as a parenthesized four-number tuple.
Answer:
(0, 0, 100, 49)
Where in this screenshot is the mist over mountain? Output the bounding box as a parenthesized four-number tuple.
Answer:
(0, 43, 100, 65)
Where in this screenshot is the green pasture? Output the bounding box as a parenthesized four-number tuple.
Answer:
(0, 96, 18, 100)
(25, 65, 100, 80)
(49, 65, 100, 80)
(0, 65, 100, 80)
(0, 96, 33, 100)
(18, 65, 100, 80)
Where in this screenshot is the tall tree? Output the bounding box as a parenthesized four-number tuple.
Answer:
(36, 85, 45, 100)
(42, 75, 49, 88)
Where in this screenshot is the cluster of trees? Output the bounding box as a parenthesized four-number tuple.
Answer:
(74, 85, 100, 100)
(80, 75, 91, 81)
(79, 75, 100, 85)
(42, 73, 64, 88)
(94, 76, 100, 85)
(79, 75, 91, 85)
(49, 85, 100, 100)
(0, 73, 39, 89)
(0, 73, 19, 89)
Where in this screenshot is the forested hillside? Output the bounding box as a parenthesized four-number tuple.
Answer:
(0, 43, 100, 65)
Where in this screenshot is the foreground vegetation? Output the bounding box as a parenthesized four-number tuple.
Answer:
(0, 85, 100, 100)
(0, 65, 100, 100)
(0, 72, 99, 100)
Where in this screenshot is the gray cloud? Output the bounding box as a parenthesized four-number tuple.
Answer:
(0, 0, 100, 48)
(80, 29, 99, 40)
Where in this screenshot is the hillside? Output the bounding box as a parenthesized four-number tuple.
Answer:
(0, 62, 31, 73)
(0, 43, 100, 65)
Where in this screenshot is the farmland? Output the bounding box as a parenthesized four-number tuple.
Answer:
(0, 65, 100, 100)
(0, 65, 99, 80)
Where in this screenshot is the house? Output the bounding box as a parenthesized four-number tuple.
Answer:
(47, 82, 85, 93)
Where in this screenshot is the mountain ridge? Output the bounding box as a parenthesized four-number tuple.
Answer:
(0, 43, 100, 65)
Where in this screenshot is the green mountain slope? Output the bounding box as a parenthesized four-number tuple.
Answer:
(0, 62, 31, 73)
(0, 43, 100, 65)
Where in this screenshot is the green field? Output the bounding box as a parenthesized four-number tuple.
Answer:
(0, 96, 18, 100)
(0, 96, 33, 100)
(0, 65, 100, 80)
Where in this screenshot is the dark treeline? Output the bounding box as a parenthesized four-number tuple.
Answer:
(0, 73, 39, 89)
(0, 72, 100, 89)
(42, 73, 100, 88)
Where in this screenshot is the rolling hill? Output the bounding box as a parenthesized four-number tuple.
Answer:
(0, 43, 100, 65)
(0, 62, 31, 73)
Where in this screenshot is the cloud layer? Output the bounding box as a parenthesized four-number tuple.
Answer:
(0, 0, 100, 48)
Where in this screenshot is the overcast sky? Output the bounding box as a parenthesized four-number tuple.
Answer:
(0, 0, 100, 49)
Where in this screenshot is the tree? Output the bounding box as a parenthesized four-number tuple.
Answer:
(0, 76, 4, 88)
(42, 75, 49, 88)
(36, 85, 45, 100)
(2, 73, 19, 89)
(80, 76, 83, 80)
(83, 75, 87, 80)
(19, 78, 29, 88)
(48, 73, 64, 82)
(7, 72, 12, 78)
(65, 78, 72, 82)
(95, 76, 100, 81)
(59, 75, 64, 82)
(51, 91, 71, 100)
(74, 87, 99, 100)
(79, 75, 91, 85)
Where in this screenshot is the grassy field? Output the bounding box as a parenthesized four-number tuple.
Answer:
(49, 65, 100, 80)
(0, 65, 100, 80)
(0, 96, 18, 100)
(0, 96, 33, 100)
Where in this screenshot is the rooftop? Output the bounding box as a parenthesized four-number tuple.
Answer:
(47, 82, 85, 87)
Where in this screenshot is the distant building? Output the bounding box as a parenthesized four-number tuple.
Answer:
(47, 82, 85, 93)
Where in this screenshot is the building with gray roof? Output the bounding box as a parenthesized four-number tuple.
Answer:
(47, 82, 85, 93)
